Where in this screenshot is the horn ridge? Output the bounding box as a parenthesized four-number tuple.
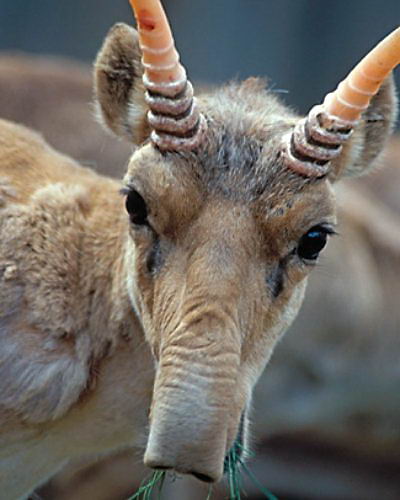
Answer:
(144, 87, 193, 116)
(282, 26, 399, 177)
(150, 114, 207, 152)
(292, 120, 342, 162)
(280, 130, 331, 178)
(147, 100, 200, 135)
(129, 0, 207, 151)
(281, 105, 353, 177)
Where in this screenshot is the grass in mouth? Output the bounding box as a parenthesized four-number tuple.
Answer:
(128, 442, 278, 500)
(128, 470, 166, 500)
(224, 438, 243, 500)
(224, 440, 279, 500)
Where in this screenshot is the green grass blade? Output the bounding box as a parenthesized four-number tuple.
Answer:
(239, 459, 279, 500)
(206, 485, 213, 500)
(225, 441, 242, 500)
(157, 471, 166, 500)
(128, 470, 166, 500)
(128, 445, 278, 500)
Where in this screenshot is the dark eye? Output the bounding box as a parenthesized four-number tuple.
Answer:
(297, 225, 333, 261)
(125, 189, 148, 226)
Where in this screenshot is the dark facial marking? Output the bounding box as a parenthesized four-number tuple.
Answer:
(146, 236, 163, 275)
(266, 259, 285, 299)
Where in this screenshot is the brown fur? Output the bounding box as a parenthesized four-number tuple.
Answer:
(0, 22, 397, 498)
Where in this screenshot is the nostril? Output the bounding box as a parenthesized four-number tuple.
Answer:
(191, 471, 215, 483)
(151, 465, 172, 472)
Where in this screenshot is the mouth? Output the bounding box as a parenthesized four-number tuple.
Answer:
(135, 411, 249, 499)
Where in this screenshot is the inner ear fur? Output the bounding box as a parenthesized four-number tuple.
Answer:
(330, 75, 398, 181)
(94, 22, 150, 145)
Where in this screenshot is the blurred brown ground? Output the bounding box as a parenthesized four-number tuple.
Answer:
(1, 54, 399, 500)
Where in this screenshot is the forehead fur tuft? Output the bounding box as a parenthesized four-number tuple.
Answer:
(165, 78, 317, 204)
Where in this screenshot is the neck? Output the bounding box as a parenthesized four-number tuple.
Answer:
(55, 182, 155, 451)
(0, 172, 155, 500)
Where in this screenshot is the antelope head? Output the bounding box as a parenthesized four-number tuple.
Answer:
(94, 0, 399, 482)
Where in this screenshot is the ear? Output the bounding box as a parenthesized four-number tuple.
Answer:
(94, 23, 150, 145)
(330, 75, 398, 181)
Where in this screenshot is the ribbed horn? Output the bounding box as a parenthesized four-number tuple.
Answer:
(129, 0, 207, 151)
(282, 27, 400, 177)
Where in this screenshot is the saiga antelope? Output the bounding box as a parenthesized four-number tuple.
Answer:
(0, 0, 399, 498)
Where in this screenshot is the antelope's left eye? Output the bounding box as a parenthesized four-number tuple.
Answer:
(297, 225, 333, 261)
(125, 189, 148, 226)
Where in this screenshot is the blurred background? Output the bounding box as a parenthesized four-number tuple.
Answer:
(0, 0, 399, 116)
(0, 1, 399, 499)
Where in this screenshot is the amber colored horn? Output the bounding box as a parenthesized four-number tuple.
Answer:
(282, 27, 400, 177)
(129, 0, 206, 151)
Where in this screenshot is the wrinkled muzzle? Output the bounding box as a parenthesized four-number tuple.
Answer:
(144, 321, 246, 482)
(141, 196, 257, 481)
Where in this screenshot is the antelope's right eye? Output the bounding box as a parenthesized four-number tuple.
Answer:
(125, 189, 148, 226)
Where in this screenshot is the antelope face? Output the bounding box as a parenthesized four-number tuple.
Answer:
(95, 2, 398, 483)
(122, 121, 336, 481)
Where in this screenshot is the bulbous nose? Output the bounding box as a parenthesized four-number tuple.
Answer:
(143, 402, 228, 483)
